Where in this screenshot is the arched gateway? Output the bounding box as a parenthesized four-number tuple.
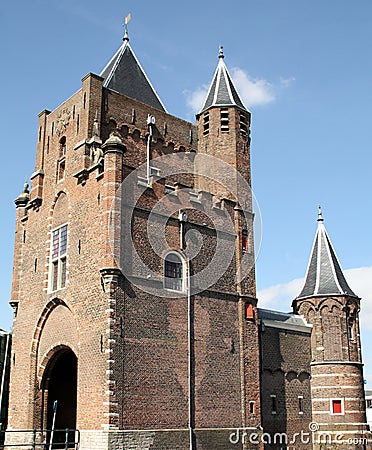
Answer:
(41, 348, 77, 447)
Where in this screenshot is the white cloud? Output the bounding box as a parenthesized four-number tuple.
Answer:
(258, 277, 303, 312)
(185, 68, 289, 114)
(231, 68, 275, 108)
(184, 85, 209, 113)
(280, 76, 296, 88)
(257, 266, 372, 330)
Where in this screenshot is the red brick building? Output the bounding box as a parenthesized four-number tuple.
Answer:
(6, 29, 369, 449)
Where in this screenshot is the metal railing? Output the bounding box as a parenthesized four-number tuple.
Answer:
(0, 429, 80, 449)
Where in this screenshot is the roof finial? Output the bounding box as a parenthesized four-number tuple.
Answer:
(123, 13, 131, 41)
(219, 46, 224, 59)
(23, 181, 29, 193)
(317, 204, 324, 222)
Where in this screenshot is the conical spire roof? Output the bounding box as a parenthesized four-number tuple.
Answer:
(199, 47, 247, 114)
(100, 33, 167, 112)
(296, 207, 357, 299)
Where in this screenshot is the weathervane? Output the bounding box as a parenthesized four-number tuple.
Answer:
(123, 13, 131, 41)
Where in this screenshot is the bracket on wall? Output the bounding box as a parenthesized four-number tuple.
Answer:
(9, 300, 19, 317)
(99, 267, 122, 295)
(26, 196, 42, 211)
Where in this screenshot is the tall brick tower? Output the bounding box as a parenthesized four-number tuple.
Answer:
(6, 30, 261, 450)
(293, 207, 368, 448)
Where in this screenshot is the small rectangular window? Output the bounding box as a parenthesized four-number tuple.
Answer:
(271, 395, 277, 414)
(331, 399, 343, 415)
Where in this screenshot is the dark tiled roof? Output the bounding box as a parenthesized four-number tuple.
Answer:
(258, 308, 311, 332)
(297, 212, 356, 299)
(100, 38, 166, 112)
(199, 49, 247, 114)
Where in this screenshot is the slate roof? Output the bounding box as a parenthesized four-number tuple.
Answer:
(258, 308, 311, 333)
(296, 208, 357, 299)
(199, 47, 247, 114)
(100, 33, 166, 112)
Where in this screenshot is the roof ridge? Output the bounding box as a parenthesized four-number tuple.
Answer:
(102, 41, 128, 88)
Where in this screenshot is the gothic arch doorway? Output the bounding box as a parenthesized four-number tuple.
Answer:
(41, 348, 77, 445)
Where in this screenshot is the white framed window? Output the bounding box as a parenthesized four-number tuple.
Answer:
(330, 398, 344, 415)
(164, 252, 185, 292)
(50, 224, 68, 291)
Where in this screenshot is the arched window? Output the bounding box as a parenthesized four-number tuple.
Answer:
(164, 252, 184, 292)
(59, 136, 67, 157)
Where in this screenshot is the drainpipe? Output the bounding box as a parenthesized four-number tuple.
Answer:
(187, 257, 194, 450)
(146, 115, 155, 184)
(178, 212, 193, 449)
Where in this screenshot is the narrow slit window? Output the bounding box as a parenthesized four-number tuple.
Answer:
(242, 229, 248, 252)
(298, 396, 304, 414)
(271, 395, 277, 414)
(348, 316, 355, 341)
(249, 401, 255, 414)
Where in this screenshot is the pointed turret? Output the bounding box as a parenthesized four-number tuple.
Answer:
(296, 206, 356, 299)
(100, 32, 166, 112)
(293, 210, 368, 447)
(199, 46, 247, 114)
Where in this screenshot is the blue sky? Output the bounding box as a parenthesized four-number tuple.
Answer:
(1, 1, 372, 382)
